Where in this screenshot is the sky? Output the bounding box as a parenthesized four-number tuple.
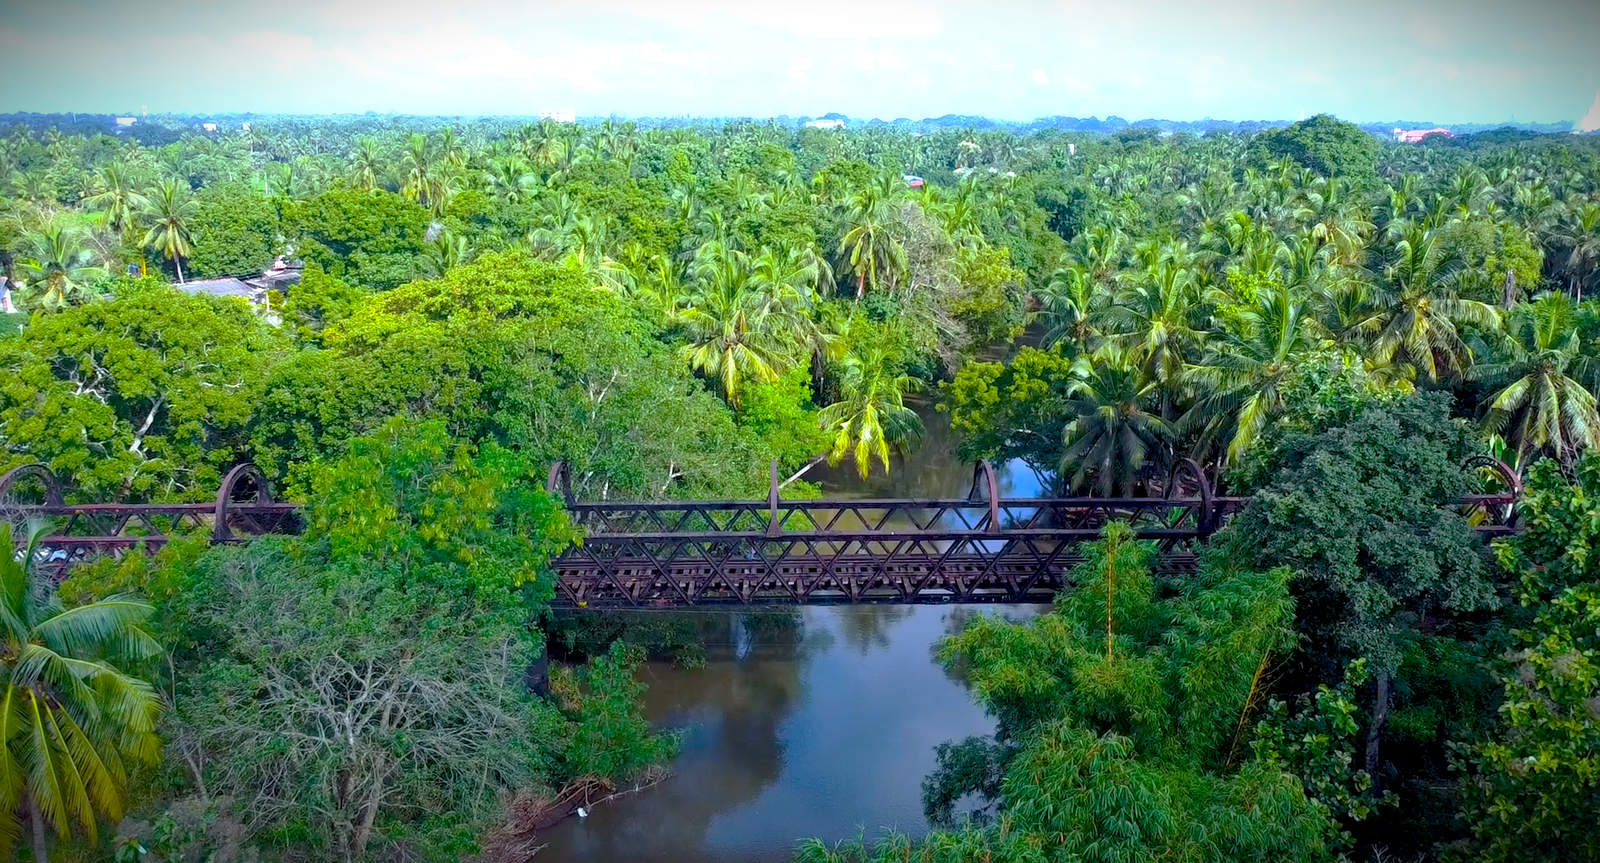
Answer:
(4, 0, 1598, 124)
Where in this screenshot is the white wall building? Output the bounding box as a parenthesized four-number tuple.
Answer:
(540, 110, 576, 123)
(115, 117, 137, 126)
(804, 119, 846, 130)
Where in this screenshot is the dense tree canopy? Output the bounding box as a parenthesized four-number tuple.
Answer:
(2, 112, 1599, 863)
(0, 280, 290, 500)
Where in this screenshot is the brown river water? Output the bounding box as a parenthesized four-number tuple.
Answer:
(537, 404, 1050, 862)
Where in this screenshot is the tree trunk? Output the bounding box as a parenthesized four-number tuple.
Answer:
(1364, 668, 1391, 790)
(1503, 269, 1517, 310)
(28, 792, 48, 863)
(856, 272, 866, 299)
(174, 255, 185, 284)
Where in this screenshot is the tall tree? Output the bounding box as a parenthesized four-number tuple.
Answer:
(1059, 348, 1172, 496)
(818, 341, 923, 478)
(677, 243, 808, 407)
(81, 161, 148, 238)
(140, 178, 198, 283)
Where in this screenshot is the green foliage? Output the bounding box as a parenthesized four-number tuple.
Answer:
(187, 182, 280, 278)
(1255, 659, 1391, 839)
(156, 420, 665, 862)
(297, 416, 579, 597)
(940, 346, 1076, 481)
(0, 280, 290, 501)
(549, 641, 678, 780)
(1245, 115, 1380, 181)
(949, 245, 1027, 346)
(737, 368, 830, 479)
(1221, 393, 1494, 677)
(1459, 456, 1600, 862)
(279, 261, 369, 345)
(252, 251, 773, 498)
(283, 188, 430, 291)
(902, 524, 1332, 862)
(0, 523, 164, 861)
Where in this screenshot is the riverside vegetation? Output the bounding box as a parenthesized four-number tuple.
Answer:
(0, 113, 1598, 861)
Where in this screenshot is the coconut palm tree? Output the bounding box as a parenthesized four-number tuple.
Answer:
(140, 178, 198, 283)
(1182, 288, 1320, 467)
(1353, 220, 1500, 382)
(1555, 202, 1600, 302)
(1038, 264, 1106, 354)
(678, 243, 809, 407)
(1059, 348, 1172, 496)
(0, 523, 163, 862)
(1471, 293, 1600, 468)
(349, 136, 386, 192)
(837, 178, 909, 298)
(1102, 247, 1208, 415)
(818, 341, 923, 479)
(15, 216, 108, 309)
(81, 162, 148, 237)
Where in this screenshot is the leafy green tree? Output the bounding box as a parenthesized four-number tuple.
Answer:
(187, 182, 280, 278)
(279, 261, 369, 345)
(0, 280, 291, 500)
(948, 245, 1027, 347)
(164, 419, 670, 861)
(252, 251, 775, 499)
(1244, 115, 1379, 182)
(1220, 393, 1496, 780)
(941, 346, 1077, 482)
(283, 188, 430, 291)
(1460, 456, 1600, 862)
(140, 179, 197, 283)
(0, 523, 163, 862)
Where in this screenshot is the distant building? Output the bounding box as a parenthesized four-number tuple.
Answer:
(202, 122, 217, 132)
(541, 110, 576, 123)
(805, 119, 845, 130)
(1394, 127, 1452, 143)
(903, 175, 925, 189)
(175, 258, 303, 314)
(115, 117, 137, 127)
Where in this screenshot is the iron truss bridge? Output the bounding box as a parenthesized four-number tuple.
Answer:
(4, 458, 1522, 608)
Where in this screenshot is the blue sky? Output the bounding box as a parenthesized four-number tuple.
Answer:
(6, 0, 1598, 123)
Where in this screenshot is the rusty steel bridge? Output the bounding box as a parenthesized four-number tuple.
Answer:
(3, 459, 1522, 608)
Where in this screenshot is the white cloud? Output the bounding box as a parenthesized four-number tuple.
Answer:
(1582, 91, 1600, 133)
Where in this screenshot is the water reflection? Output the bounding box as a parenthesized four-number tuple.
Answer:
(539, 398, 1053, 861)
(536, 605, 1042, 863)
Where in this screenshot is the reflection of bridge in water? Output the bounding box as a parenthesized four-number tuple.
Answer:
(4, 458, 1522, 608)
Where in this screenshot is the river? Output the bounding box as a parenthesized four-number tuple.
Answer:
(538, 401, 1049, 863)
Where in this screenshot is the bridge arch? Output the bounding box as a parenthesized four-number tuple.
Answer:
(0, 463, 64, 507)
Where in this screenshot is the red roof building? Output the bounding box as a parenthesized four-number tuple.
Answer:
(1394, 127, 1453, 143)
